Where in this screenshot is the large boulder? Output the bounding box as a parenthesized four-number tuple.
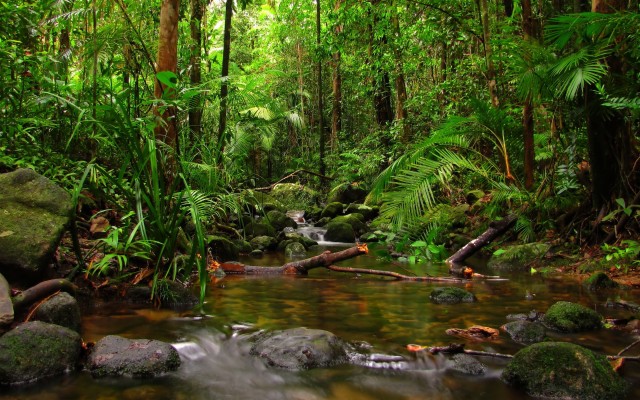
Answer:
(243, 221, 276, 238)
(502, 342, 627, 400)
(34, 292, 81, 332)
(543, 301, 602, 332)
(320, 202, 345, 219)
(270, 183, 320, 210)
(265, 210, 297, 232)
(207, 235, 239, 261)
(327, 184, 368, 204)
(0, 321, 82, 385)
(0, 273, 13, 328)
(330, 214, 368, 235)
(487, 243, 550, 271)
(250, 327, 349, 370)
(0, 169, 73, 282)
(430, 287, 476, 304)
(344, 204, 378, 221)
(324, 222, 356, 243)
(87, 335, 181, 378)
(250, 235, 278, 251)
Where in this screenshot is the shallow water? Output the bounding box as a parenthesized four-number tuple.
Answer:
(2, 244, 639, 399)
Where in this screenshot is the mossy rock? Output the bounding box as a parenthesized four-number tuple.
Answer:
(207, 235, 239, 262)
(449, 353, 487, 375)
(0, 321, 82, 385)
(34, 292, 81, 333)
(502, 320, 546, 344)
(233, 239, 253, 254)
(243, 221, 276, 238)
(250, 235, 278, 251)
(583, 272, 619, 291)
(270, 183, 320, 210)
(320, 202, 345, 219)
(324, 222, 356, 243)
(285, 242, 306, 258)
(344, 204, 378, 221)
(327, 184, 368, 204)
(543, 301, 602, 332)
(430, 287, 476, 304)
(502, 342, 627, 400)
(265, 210, 297, 232)
(330, 214, 368, 235)
(0, 168, 73, 283)
(487, 243, 551, 271)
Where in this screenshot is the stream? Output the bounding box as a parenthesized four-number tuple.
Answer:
(2, 242, 640, 399)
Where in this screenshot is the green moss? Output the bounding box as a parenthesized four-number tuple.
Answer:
(502, 342, 627, 400)
(544, 301, 602, 332)
(330, 214, 367, 235)
(324, 222, 355, 243)
(487, 243, 551, 271)
(320, 202, 345, 219)
(430, 287, 476, 304)
(583, 272, 619, 291)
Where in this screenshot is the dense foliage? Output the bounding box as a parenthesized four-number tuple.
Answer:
(1, 0, 639, 300)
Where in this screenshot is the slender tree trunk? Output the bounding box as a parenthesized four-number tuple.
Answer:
(330, 0, 343, 150)
(522, 0, 536, 189)
(391, 2, 410, 143)
(189, 0, 203, 141)
(217, 0, 234, 162)
(368, 2, 394, 129)
(154, 0, 181, 159)
(317, 0, 326, 176)
(480, 0, 499, 107)
(58, 0, 74, 82)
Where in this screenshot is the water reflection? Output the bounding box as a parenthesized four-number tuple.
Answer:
(1, 244, 638, 399)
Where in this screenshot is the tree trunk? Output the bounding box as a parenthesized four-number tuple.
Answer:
(522, 0, 536, 190)
(368, 1, 394, 130)
(11, 279, 77, 313)
(189, 0, 203, 141)
(391, 2, 410, 143)
(330, 0, 343, 150)
(154, 0, 181, 157)
(316, 0, 327, 176)
(480, 0, 499, 107)
(217, 0, 234, 162)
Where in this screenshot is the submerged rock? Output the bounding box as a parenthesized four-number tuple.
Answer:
(0, 168, 73, 283)
(284, 242, 306, 258)
(0, 321, 82, 385)
(502, 320, 546, 344)
(0, 273, 13, 328)
(449, 353, 487, 375)
(583, 272, 619, 291)
(87, 335, 181, 378)
(429, 287, 476, 304)
(250, 327, 349, 370)
(502, 342, 627, 400)
(486, 243, 550, 271)
(34, 292, 81, 332)
(543, 301, 602, 332)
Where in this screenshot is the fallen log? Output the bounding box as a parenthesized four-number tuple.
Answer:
(220, 245, 369, 275)
(11, 279, 77, 312)
(446, 214, 517, 276)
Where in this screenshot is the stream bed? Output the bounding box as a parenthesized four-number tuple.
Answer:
(2, 244, 639, 399)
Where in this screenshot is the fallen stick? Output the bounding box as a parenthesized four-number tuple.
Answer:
(446, 214, 517, 276)
(11, 279, 77, 312)
(326, 265, 466, 283)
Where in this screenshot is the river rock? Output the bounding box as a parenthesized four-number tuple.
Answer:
(324, 221, 355, 243)
(87, 335, 181, 378)
(327, 184, 367, 204)
(270, 183, 320, 210)
(265, 210, 297, 232)
(250, 327, 349, 370)
(502, 320, 546, 344)
(344, 204, 378, 221)
(487, 243, 551, 271)
(250, 235, 278, 251)
(429, 287, 476, 304)
(502, 342, 627, 400)
(0, 168, 73, 282)
(284, 242, 306, 258)
(0, 273, 13, 327)
(0, 321, 82, 385)
(449, 353, 487, 375)
(243, 221, 276, 238)
(583, 272, 619, 291)
(34, 292, 81, 332)
(320, 202, 345, 219)
(543, 301, 602, 332)
(330, 214, 368, 235)
(207, 235, 239, 261)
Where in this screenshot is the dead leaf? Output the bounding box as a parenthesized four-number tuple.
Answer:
(446, 325, 500, 341)
(90, 216, 110, 236)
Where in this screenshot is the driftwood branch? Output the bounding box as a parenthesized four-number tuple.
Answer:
(446, 214, 517, 276)
(254, 169, 333, 191)
(11, 279, 77, 312)
(220, 245, 368, 275)
(326, 265, 466, 283)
